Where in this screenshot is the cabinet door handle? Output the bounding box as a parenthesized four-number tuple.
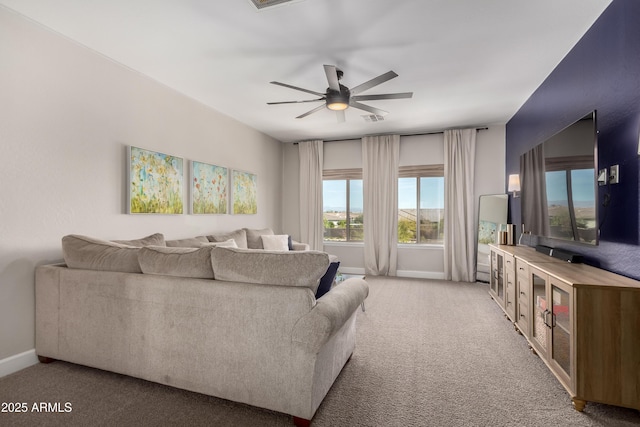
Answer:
(543, 310, 553, 329)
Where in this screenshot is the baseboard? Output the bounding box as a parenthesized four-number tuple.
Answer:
(396, 270, 446, 280)
(0, 349, 39, 378)
(339, 267, 445, 280)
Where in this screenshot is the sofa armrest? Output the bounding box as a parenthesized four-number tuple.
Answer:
(291, 241, 310, 251)
(291, 278, 368, 353)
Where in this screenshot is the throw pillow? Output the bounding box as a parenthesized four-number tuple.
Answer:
(210, 247, 329, 291)
(62, 234, 141, 273)
(261, 234, 290, 251)
(316, 261, 340, 299)
(216, 239, 238, 248)
(165, 236, 209, 247)
(112, 233, 166, 247)
(244, 227, 274, 249)
(138, 246, 214, 279)
(206, 229, 248, 249)
(199, 239, 238, 248)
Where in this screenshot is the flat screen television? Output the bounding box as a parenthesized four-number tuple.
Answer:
(520, 111, 598, 245)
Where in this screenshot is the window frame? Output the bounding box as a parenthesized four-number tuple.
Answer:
(323, 169, 363, 243)
(398, 165, 445, 246)
(322, 165, 445, 245)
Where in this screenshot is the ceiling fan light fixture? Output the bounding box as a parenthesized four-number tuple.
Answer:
(327, 101, 349, 111)
(268, 65, 412, 122)
(326, 88, 350, 111)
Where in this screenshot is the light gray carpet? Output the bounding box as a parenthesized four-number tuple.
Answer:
(2, 277, 639, 426)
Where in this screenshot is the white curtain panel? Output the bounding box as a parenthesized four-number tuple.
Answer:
(443, 129, 477, 282)
(298, 140, 324, 251)
(362, 134, 400, 276)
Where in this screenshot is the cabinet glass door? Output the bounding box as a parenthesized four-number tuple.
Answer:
(497, 253, 504, 300)
(490, 252, 498, 294)
(490, 251, 504, 303)
(551, 283, 571, 377)
(531, 271, 547, 352)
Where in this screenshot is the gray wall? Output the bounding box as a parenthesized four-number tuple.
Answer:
(0, 7, 283, 364)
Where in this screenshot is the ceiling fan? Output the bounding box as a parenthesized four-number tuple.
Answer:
(267, 65, 413, 122)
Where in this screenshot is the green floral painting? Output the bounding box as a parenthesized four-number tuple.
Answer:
(129, 146, 184, 214)
(478, 220, 498, 244)
(191, 161, 228, 214)
(232, 170, 257, 215)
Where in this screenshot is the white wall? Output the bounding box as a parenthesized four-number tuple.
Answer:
(282, 126, 506, 277)
(0, 8, 283, 365)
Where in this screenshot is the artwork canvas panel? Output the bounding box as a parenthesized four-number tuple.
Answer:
(128, 146, 184, 214)
(232, 169, 257, 215)
(478, 220, 498, 245)
(191, 161, 228, 214)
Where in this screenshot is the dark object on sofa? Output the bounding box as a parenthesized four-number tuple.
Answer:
(316, 261, 340, 299)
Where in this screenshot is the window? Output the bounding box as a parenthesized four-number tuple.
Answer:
(322, 166, 444, 244)
(398, 165, 445, 244)
(323, 169, 363, 242)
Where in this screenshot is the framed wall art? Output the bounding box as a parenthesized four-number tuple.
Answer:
(191, 161, 228, 214)
(231, 169, 257, 215)
(128, 146, 184, 214)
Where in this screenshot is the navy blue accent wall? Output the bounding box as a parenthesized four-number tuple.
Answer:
(506, 0, 640, 280)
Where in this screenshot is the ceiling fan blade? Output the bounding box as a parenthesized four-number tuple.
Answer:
(296, 104, 327, 119)
(351, 92, 413, 101)
(270, 81, 325, 97)
(324, 65, 341, 91)
(267, 98, 325, 105)
(349, 100, 388, 116)
(336, 110, 346, 123)
(350, 71, 398, 95)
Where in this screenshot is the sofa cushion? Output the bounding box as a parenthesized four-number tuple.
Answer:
(211, 247, 330, 290)
(165, 236, 209, 247)
(202, 239, 238, 248)
(62, 234, 141, 273)
(111, 233, 166, 247)
(138, 246, 214, 279)
(207, 229, 248, 249)
(261, 234, 290, 251)
(192, 239, 238, 248)
(244, 227, 274, 249)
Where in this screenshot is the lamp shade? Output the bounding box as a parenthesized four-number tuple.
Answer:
(508, 174, 521, 192)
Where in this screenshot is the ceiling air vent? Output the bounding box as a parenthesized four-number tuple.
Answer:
(249, 0, 298, 9)
(362, 114, 385, 122)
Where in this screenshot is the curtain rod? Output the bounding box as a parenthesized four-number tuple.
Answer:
(294, 127, 488, 144)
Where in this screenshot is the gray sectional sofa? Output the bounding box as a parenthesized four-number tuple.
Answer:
(35, 231, 368, 426)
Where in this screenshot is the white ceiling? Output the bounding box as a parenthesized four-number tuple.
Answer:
(1, 0, 611, 142)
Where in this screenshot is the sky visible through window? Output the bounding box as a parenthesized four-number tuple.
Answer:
(323, 178, 444, 211)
